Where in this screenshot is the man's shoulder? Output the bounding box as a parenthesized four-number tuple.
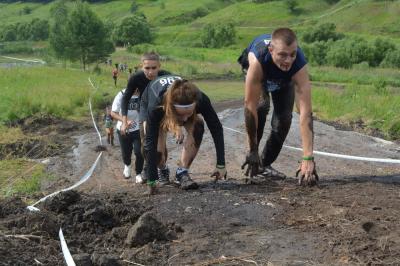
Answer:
(158, 70, 171, 76)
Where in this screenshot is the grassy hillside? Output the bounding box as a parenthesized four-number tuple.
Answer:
(1, 0, 400, 44)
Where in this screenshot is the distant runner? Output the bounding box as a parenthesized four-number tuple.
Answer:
(103, 106, 114, 146)
(112, 64, 119, 87)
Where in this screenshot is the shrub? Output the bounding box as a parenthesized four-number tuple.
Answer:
(303, 23, 343, 43)
(380, 49, 400, 68)
(388, 121, 400, 140)
(201, 22, 236, 48)
(160, 7, 209, 25)
(301, 41, 330, 65)
(370, 38, 396, 67)
(326, 37, 373, 68)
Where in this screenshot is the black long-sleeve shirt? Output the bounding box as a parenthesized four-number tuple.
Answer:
(121, 70, 170, 116)
(142, 75, 225, 182)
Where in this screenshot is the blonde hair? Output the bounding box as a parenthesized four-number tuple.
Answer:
(161, 79, 199, 134)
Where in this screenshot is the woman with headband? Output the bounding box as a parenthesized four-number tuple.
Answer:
(140, 75, 226, 195)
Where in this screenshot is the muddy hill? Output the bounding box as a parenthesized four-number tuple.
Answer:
(1, 105, 400, 265)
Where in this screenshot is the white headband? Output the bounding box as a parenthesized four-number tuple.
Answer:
(173, 103, 195, 108)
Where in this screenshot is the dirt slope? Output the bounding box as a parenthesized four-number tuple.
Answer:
(1, 102, 400, 266)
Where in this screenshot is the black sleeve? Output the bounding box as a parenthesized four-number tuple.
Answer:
(121, 75, 138, 116)
(139, 84, 149, 122)
(144, 107, 164, 182)
(197, 92, 225, 166)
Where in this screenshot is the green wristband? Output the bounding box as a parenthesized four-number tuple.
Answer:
(147, 180, 156, 186)
(216, 164, 225, 169)
(302, 156, 314, 161)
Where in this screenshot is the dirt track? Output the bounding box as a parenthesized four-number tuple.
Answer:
(1, 101, 400, 266)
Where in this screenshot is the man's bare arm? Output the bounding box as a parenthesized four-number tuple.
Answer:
(241, 52, 264, 177)
(292, 65, 313, 157)
(244, 52, 263, 151)
(293, 65, 318, 185)
(111, 111, 123, 122)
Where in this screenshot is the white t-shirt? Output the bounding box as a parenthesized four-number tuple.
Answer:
(112, 89, 140, 132)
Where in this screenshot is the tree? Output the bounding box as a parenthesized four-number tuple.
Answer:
(49, 0, 70, 62)
(0, 25, 17, 41)
(113, 15, 152, 47)
(30, 18, 49, 41)
(58, 2, 114, 70)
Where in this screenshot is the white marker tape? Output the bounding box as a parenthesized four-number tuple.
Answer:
(27, 152, 103, 210)
(1, 55, 46, 64)
(88, 77, 103, 145)
(223, 125, 400, 164)
(59, 228, 76, 266)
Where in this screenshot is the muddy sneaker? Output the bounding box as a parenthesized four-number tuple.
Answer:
(123, 165, 131, 179)
(157, 166, 170, 186)
(141, 167, 148, 184)
(258, 165, 286, 180)
(135, 174, 143, 184)
(175, 170, 198, 190)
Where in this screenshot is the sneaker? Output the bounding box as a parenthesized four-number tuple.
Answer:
(123, 165, 131, 179)
(175, 170, 198, 190)
(258, 165, 286, 180)
(135, 174, 143, 184)
(157, 166, 170, 186)
(141, 167, 148, 184)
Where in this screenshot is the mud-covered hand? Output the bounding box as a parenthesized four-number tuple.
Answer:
(211, 165, 227, 182)
(241, 151, 259, 177)
(296, 157, 319, 186)
(174, 127, 184, 144)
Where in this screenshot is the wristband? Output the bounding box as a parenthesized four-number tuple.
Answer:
(216, 164, 225, 169)
(302, 156, 314, 161)
(147, 180, 156, 186)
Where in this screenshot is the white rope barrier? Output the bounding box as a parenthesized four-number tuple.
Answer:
(1, 55, 46, 64)
(26, 75, 105, 265)
(222, 125, 400, 164)
(59, 228, 76, 266)
(88, 77, 103, 145)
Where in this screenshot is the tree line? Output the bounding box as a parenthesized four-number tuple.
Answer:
(0, 19, 49, 41)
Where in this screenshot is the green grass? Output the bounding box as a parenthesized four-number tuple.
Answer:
(0, 66, 121, 123)
(309, 65, 400, 87)
(195, 80, 244, 102)
(312, 83, 400, 140)
(0, 158, 54, 198)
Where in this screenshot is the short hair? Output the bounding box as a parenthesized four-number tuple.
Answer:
(141, 51, 160, 62)
(272, 28, 297, 46)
